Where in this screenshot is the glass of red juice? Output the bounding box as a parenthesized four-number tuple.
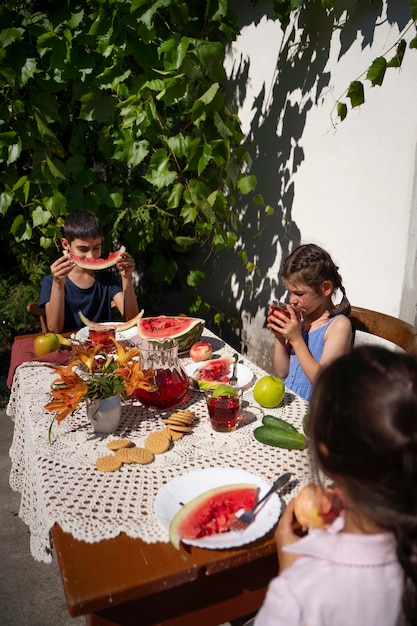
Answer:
(205, 387, 242, 432)
(89, 325, 116, 351)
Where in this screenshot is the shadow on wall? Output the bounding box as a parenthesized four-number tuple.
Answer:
(160, 0, 411, 372)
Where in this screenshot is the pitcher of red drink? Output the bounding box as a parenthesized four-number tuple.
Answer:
(134, 339, 189, 409)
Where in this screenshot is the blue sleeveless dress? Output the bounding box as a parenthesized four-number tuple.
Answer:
(284, 315, 347, 401)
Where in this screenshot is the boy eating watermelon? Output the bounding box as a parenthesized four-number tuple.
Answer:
(39, 209, 139, 333)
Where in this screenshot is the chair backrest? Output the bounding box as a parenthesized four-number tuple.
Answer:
(349, 305, 417, 355)
(26, 302, 47, 334)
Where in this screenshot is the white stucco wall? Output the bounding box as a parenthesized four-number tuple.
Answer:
(226, 0, 417, 331)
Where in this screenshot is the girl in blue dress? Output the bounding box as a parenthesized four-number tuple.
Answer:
(267, 243, 352, 401)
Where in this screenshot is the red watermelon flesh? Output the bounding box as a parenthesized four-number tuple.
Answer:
(70, 246, 126, 270)
(191, 357, 235, 382)
(169, 484, 258, 549)
(137, 316, 205, 352)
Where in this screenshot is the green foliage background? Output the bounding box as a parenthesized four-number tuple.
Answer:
(0, 0, 257, 325)
(0, 0, 416, 347)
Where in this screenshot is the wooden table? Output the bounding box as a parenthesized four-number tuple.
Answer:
(7, 330, 310, 626)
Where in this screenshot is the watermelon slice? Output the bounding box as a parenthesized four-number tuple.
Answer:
(78, 309, 144, 332)
(70, 246, 126, 270)
(137, 316, 205, 352)
(189, 356, 235, 390)
(169, 483, 258, 549)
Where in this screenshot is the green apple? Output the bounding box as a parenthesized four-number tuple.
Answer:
(33, 332, 61, 357)
(253, 375, 285, 408)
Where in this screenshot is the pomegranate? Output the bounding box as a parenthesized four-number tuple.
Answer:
(294, 483, 344, 529)
(190, 341, 213, 362)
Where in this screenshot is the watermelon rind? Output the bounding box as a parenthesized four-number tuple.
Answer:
(78, 309, 144, 331)
(137, 316, 205, 352)
(169, 483, 258, 550)
(70, 246, 126, 270)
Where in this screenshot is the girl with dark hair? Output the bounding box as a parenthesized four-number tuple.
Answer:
(267, 243, 352, 400)
(253, 345, 417, 626)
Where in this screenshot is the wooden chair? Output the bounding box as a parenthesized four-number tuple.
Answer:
(26, 302, 47, 334)
(349, 305, 417, 355)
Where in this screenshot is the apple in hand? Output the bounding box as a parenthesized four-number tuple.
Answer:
(293, 483, 344, 529)
(33, 333, 61, 357)
(190, 341, 213, 361)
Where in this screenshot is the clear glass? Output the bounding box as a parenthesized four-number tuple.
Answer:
(133, 339, 189, 409)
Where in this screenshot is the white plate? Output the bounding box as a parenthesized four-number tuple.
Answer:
(184, 362, 253, 389)
(75, 323, 139, 342)
(154, 467, 281, 549)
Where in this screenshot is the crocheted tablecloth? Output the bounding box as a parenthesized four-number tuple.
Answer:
(6, 330, 311, 563)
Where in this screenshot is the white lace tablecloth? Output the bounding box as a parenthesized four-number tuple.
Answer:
(6, 330, 311, 563)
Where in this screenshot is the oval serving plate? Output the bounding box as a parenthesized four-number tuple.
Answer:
(154, 467, 281, 549)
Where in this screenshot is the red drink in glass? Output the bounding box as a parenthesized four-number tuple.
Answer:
(206, 392, 241, 432)
(89, 326, 116, 351)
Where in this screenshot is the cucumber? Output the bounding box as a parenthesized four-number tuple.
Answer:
(262, 415, 298, 432)
(254, 425, 307, 450)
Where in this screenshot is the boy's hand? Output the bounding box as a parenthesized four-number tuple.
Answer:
(275, 499, 303, 573)
(50, 253, 75, 282)
(116, 252, 136, 279)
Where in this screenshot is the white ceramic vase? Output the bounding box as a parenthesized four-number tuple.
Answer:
(86, 395, 122, 434)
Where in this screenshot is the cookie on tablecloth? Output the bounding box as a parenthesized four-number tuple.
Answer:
(96, 455, 123, 472)
(128, 447, 155, 465)
(145, 430, 171, 454)
(165, 427, 183, 441)
(115, 447, 135, 463)
(106, 438, 132, 451)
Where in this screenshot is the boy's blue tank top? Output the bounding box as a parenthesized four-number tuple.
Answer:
(284, 315, 347, 402)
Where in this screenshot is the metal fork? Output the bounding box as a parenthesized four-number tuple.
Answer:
(229, 472, 293, 532)
(230, 353, 238, 386)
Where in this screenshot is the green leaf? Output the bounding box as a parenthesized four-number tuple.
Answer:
(198, 143, 212, 175)
(410, 35, 417, 50)
(167, 183, 183, 209)
(174, 236, 196, 248)
(387, 39, 406, 68)
(0, 191, 13, 216)
(411, 0, 417, 21)
(21, 58, 37, 87)
(144, 148, 177, 189)
(347, 81, 364, 108)
(186, 270, 205, 287)
(237, 174, 257, 195)
(46, 156, 67, 180)
(0, 27, 24, 48)
(366, 57, 386, 86)
(337, 101, 348, 121)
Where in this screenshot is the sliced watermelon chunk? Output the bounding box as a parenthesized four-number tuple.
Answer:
(78, 309, 144, 331)
(137, 316, 205, 352)
(70, 246, 126, 270)
(169, 483, 258, 549)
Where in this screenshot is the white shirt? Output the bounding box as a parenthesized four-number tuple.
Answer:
(254, 517, 404, 626)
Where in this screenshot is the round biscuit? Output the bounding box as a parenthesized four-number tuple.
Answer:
(128, 447, 154, 464)
(167, 428, 183, 441)
(115, 448, 134, 463)
(106, 438, 132, 451)
(145, 431, 171, 454)
(166, 424, 191, 433)
(96, 455, 123, 472)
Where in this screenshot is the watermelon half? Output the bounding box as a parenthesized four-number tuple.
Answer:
(70, 246, 126, 270)
(137, 316, 205, 352)
(169, 483, 258, 549)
